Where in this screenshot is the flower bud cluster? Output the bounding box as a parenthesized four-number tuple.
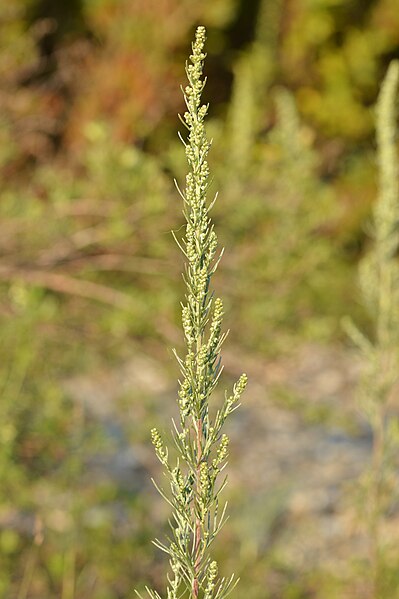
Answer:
(178, 376, 192, 417)
(234, 373, 248, 397)
(182, 305, 194, 344)
(208, 298, 223, 355)
(199, 462, 210, 496)
(198, 461, 217, 518)
(212, 434, 229, 470)
(196, 265, 208, 305)
(151, 428, 168, 466)
(169, 559, 181, 596)
(226, 373, 248, 412)
(196, 344, 208, 371)
(172, 466, 192, 505)
(204, 561, 218, 599)
(206, 230, 218, 264)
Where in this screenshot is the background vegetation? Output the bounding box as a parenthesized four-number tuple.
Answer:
(2, 0, 399, 597)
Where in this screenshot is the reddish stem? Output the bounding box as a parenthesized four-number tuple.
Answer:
(192, 417, 203, 598)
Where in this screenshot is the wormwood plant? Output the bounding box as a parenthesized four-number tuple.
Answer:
(345, 61, 399, 598)
(138, 27, 247, 599)
(227, 0, 282, 178)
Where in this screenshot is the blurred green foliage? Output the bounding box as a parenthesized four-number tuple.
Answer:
(1, 0, 399, 597)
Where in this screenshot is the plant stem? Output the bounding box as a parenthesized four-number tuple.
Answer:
(193, 417, 203, 598)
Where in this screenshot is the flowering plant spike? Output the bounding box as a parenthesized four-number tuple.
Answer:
(344, 60, 399, 596)
(138, 26, 247, 599)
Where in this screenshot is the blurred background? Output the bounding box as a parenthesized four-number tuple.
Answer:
(1, 0, 399, 597)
